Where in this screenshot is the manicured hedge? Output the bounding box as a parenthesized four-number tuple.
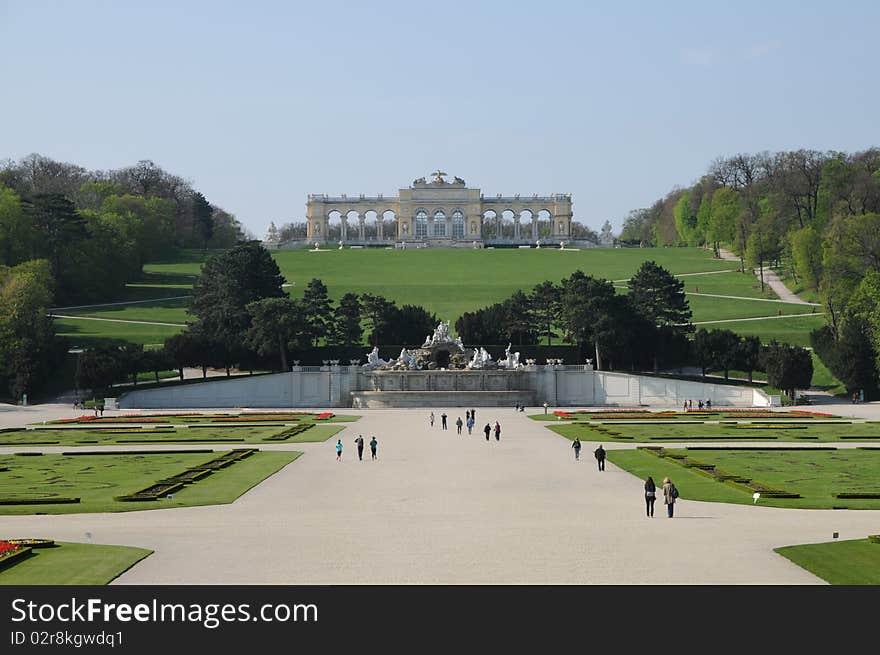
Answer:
(0, 497, 80, 505)
(835, 492, 880, 499)
(62, 449, 213, 456)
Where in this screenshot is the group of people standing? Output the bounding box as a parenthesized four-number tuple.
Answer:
(336, 435, 378, 462)
(570, 437, 679, 518)
(430, 410, 501, 441)
(683, 399, 712, 411)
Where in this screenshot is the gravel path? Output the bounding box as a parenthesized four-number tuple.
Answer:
(717, 247, 812, 305)
(2, 404, 880, 584)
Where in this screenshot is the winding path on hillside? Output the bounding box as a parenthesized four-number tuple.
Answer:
(717, 248, 811, 305)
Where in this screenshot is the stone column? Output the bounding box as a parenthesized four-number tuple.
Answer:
(514, 218, 520, 240)
(377, 216, 383, 240)
(358, 215, 365, 241)
(341, 218, 347, 241)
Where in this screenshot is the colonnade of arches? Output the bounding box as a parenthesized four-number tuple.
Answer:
(321, 207, 561, 241)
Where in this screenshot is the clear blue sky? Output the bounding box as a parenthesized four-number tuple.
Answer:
(2, 1, 878, 236)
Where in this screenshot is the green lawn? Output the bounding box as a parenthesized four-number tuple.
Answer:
(0, 450, 301, 514)
(607, 447, 880, 509)
(547, 421, 875, 443)
(0, 542, 152, 585)
(696, 314, 827, 347)
(775, 538, 880, 585)
(54, 316, 183, 347)
(57, 246, 825, 348)
(0, 424, 344, 446)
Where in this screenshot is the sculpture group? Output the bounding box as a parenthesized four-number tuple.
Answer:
(363, 322, 521, 371)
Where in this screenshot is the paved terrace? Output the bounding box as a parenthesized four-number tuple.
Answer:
(1, 402, 879, 584)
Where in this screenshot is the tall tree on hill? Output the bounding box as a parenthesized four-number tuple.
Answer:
(20, 193, 87, 300)
(737, 336, 762, 383)
(301, 278, 334, 347)
(502, 290, 536, 345)
(391, 304, 439, 346)
(330, 292, 363, 347)
(760, 341, 813, 401)
(192, 191, 214, 250)
(455, 304, 507, 345)
(627, 261, 692, 371)
(189, 241, 285, 359)
(530, 280, 560, 345)
(361, 293, 397, 347)
(245, 297, 307, 371)
(558, 270, 618, 367)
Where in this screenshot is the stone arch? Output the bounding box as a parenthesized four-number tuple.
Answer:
(327, 210, 343, 240)
(536, 209, 552, 239)
(500, 209, 516, 239)
(380, 209, 397, 240)
(363, 210, 379, 240)
(482, 210, 498, 239)
(519, 209, 535, 240)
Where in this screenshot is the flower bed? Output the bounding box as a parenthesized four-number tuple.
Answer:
(315, 412, 334, 420)
(790, 410, 839, 418)
(263, 425, 313, 441)
(5, 538, 55, 548)
(731, 424, 806, 429)
(0, 540, 31, 568)
(553, 411, 574, 419)
(0, 497, 81, 505)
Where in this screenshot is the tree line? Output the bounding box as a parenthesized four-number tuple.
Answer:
(0, 154, 248, 401)
(618, 147, 879, 399)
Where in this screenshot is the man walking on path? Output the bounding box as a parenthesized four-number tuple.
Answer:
(494, 421, 502, 441)
(484, 423, 491, 441)
(429, 412, 435, 427)
(336, 439, 343, 462)
(572, 437, 581, 460)
(471, 409, 476, 423)
(355, 435, 365, 461)
(594, 444, 606, 471)
(369, 436, 378, 460)
(456, 416, 463, 435)
(441, 412, 448, 430)
(467, 415, 474, 435)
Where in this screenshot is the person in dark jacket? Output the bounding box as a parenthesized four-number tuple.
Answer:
(644, 476, 656, 517)
(594, 444, 606, 471)
(484, 423, 491, 441)
(663, 476, 678, 517)
(572, 437, 582, 461)
(354, 435, 365, 461)
(493, 421, 501, 441)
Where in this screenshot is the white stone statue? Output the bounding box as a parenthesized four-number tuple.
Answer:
(423, 321, 454, 347)
(362, 347, 388, 369)
(499, 343, 521, 369)
(468, 347, 494, 369)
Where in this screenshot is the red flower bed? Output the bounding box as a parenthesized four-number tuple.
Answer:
(0, 540, 23, 556)
(790, 410, 837, 418)
(553, 411, 574, 419)
(315, 412, 334, 420)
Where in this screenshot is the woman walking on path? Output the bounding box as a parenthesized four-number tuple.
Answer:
(335, 439, 343, 462)
(467, 416, 474, 435)
(494, 421, 501, 441)
(662, 476, 678, 517)
(484, 423, 491, 441)
(644, 476, 656, 517)
(369, 436, 378, 460)
(429, 412, 435, 427)
(572, 437, 581, 460)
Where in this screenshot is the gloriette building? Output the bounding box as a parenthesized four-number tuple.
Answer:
(304, 170, 573, 245)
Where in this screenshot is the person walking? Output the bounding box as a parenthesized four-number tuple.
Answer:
(706, 398, 711, 410)
(429, 412, 435, 427)
(644, 476, 656, 517)
(662, 476, 678, 517)
(572, 437, 582, 461)
(466, 409, 471, 422)
(594, 444, 606, 471)
(471, 409, 476, 423)
(467, 415, 474, 435)
(441, 412, 448, 430)
(484, 423, 491, 441)
(494, 421, 501, 441)
(455, 416, 463, 435)
(355, 434, 365, 461)
(369, 436, 378, 460)
(335, 439, 343, 462)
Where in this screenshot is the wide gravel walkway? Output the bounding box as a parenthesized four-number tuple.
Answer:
(3, 404, 880, 584)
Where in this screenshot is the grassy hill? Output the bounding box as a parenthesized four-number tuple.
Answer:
(53, 246, 822, 348)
